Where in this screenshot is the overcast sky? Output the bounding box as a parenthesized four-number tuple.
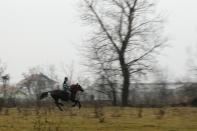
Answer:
(0, 0, 197, 83)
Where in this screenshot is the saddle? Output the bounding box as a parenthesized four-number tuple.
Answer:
(64, 89, 71, 95)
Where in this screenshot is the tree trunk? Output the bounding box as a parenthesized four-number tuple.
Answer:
(111, 86, 117, 106)
(121, 72, 130, 106)
(119, 55, 130, 106)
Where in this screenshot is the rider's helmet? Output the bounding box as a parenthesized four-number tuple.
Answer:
(64, 77, 68, 81)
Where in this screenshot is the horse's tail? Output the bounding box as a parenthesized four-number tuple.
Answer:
(40, 92, 49, 100)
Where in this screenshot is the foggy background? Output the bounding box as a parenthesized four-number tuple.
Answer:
(0, 0, 197, 83)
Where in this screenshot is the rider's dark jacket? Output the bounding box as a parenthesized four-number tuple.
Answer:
(63, 80, 70, 92)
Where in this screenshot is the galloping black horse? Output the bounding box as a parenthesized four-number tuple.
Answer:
(40, 83, 84, 111)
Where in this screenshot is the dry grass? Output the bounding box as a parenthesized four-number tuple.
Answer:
(0, 106, 196, 131)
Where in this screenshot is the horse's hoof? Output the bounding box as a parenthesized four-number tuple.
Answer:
(72, 105, 75, 107)
(59, 108, 63, 111)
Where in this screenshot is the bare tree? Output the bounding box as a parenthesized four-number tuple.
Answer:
(1, 74, 10, 99)
(88, 59, 119, 105)
(0, 59, 8, 101)
(0, 59, 6, 78)
(81, 0, 166, 106)
(44, 64, 60, 84)
(184, 46, 197, 82)
(98, 75, 118, 106)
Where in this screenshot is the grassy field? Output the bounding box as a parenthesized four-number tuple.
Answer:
(0, 106, 197, 131)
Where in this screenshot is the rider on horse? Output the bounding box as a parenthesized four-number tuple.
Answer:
(63, 77, 70, 93)
(40, 82, 84, 110)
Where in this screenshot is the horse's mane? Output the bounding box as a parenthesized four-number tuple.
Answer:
(70, 84, 79, 92)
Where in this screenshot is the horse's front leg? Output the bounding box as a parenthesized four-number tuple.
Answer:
(71, 100, 77, 107)
(54, 99, 63, 111)
(71, 99, 81, 108)
(75, 100, 81, 108)
(70, 98, 77, 107)
(78, 100, 81, 108)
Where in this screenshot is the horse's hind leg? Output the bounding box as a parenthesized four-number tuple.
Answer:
(54, 99, 63, 111)
(56, 102, 63, 111)
(59, 102, 64, 107)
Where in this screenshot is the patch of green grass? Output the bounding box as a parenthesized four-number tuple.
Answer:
(0, 107, 196, 131)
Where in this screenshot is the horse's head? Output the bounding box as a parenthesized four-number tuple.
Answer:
(70, 83, 84, 93)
